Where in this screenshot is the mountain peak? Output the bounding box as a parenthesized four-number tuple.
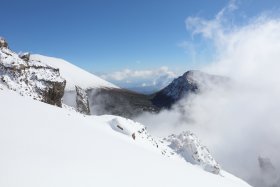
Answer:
(152, 70, 228, 108)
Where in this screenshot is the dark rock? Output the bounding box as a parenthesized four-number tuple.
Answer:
(42, 80, 66, 107)
(76, 86, 90, 115)
(132, 133, 136, 140)
(0, 37, 8, 48)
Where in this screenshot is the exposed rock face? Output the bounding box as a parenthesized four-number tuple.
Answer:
(152, 70, 229, 108)
(165, 131, 221, 174)
(0, 38, 66, 107)
(87, 88, 159, 118)
(42, 80, 66, 107)
(75, 86, 90, 115)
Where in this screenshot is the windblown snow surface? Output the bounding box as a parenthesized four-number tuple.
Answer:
(0, 88, 250, 187)
(30, 54, 118, 91)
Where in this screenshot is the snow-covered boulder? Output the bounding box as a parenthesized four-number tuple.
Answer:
(109, 117, 176, 157)
(165, 131, 221, 174)
(0, 39, 66, 106)
(109, 117, 144, 139)
(75, 85, 90, 115)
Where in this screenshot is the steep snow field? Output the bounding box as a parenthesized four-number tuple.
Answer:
(30, 54, 118, 90)
(0, 89, 251, 187)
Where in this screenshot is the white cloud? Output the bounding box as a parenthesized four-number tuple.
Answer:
(101, 66, 178, 92)
(101, 66, 176, 81)
(135, 2, 280, 187)
(186, 0, 237, 39)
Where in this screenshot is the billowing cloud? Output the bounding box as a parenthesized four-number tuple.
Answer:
(186, 0, 238, 39)
(135, 2, 280, 187)
(101, 66, 176, 81)
(101, 67, 178, 93)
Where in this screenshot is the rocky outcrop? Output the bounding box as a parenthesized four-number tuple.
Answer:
(164, 131, 221, 174)
(0, 37, 66, 107)
(75, 86, 90, 115)
(0, 37, 8, 48)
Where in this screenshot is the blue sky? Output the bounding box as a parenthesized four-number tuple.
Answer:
(1, 0, 280, 75)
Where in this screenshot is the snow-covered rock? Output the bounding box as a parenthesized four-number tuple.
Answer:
(109, 117, 176, 157)
(0, 39, 66, 106)
(109, 118, 221, 171)
(165, 131, 221, 174)
(75, 85, 90, 115)
(30, 54, 118, 91)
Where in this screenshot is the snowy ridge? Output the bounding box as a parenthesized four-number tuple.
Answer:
(110, 118, 220, 173)
(160, 70, 200, 101)
(30, 54, 119, 91)
(0, 89, 251, 187)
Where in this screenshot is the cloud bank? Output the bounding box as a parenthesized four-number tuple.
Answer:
(101, 67, 178, 93)
(136, 1, 280, 187)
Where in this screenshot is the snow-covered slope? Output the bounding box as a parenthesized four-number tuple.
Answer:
(0, 88, 251, 187)
(30, 54, 118, 91)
